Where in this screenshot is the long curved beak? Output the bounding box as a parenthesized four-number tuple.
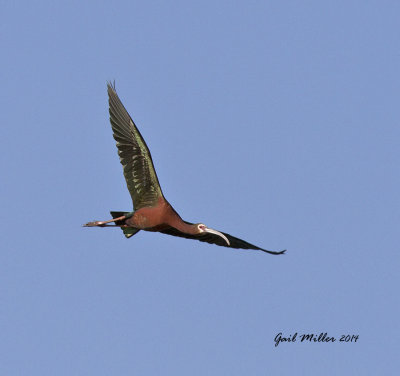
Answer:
(204, 227, 230, 246)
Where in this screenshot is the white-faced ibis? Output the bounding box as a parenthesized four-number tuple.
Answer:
(84, 83, 285, 255)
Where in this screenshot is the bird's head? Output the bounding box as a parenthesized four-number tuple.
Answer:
(196, 223, 230, 246)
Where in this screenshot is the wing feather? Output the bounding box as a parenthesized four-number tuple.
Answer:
(160, 223, 286, 255)
(107, 82, 164, 210)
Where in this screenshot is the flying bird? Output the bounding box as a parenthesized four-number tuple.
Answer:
(84, 83, 285, 255)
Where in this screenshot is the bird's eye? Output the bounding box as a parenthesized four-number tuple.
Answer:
(199, 224, 206, 231)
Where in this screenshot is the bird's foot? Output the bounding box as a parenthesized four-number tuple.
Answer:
(83, 221, 106, 227)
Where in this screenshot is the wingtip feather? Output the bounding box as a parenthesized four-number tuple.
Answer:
(107, 80, 116, 91)
(261, 248, 287, 255)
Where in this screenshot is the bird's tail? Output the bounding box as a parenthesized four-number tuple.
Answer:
(110, 211, 140, 239)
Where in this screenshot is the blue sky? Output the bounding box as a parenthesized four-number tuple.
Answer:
(1, 1, 399, 374)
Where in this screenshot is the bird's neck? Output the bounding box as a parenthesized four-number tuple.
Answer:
(165, 203, 199, 235)
(172, 219, 198, 235)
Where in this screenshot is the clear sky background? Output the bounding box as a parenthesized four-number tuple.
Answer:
(1, 1, 399, 375)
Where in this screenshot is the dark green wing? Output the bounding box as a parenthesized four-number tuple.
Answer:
(160, 223, 286, 255)
(107, 83, 164, 210)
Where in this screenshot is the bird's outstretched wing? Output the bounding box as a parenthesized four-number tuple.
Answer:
(160, 223, 286, 255)
(107, 82, 164, 210)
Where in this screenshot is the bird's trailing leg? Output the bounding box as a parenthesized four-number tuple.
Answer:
(83, 215, 127, 227)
